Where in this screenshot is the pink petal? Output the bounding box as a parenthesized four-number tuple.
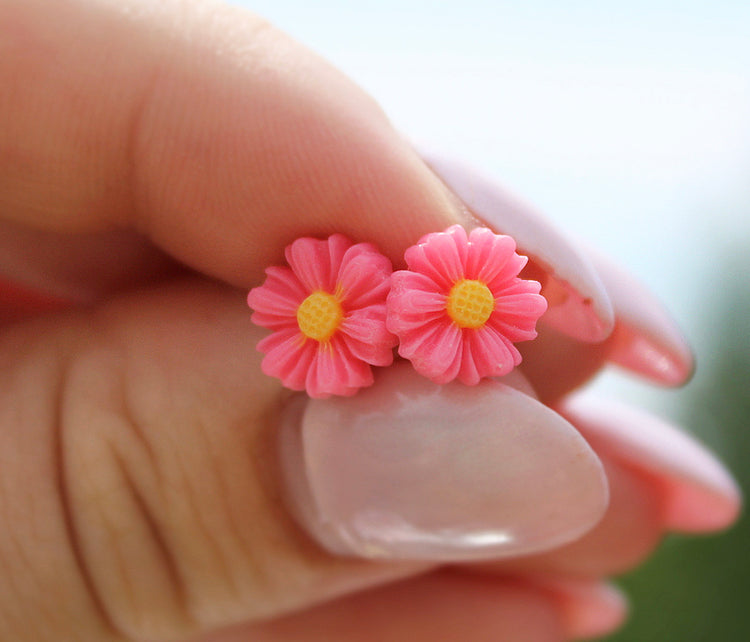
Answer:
(257, 328, 315, 391)
(386, 308, 446, 335)
(486, 316, 538, 343)
(340, 308, 397, 367)
(387, 274, 447, 330)
(403, 226, 468, 290)
(421, 152, 614, 342)
(456, 335, 481, 385)
(432, 337, 464, 384)
(325, 234, 353, 290)
(398, 319, 463, 382)
(484, 253, 529, 292)
(493, 291, 548, 328)
(464, 227, 519, 285)
(286, 236, 345, 292)
(588, 249, 694, 386)
(462, 326, 520, 383)
(306, 338, 374, 398)
(247, 266, 307, 329)
(338, 247, 393, 309)
(249, 311, 298, 332)
(389, 270, 443, 296)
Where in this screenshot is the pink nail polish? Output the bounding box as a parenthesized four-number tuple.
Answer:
(560, 396, 741, 532)
(588, 249, 694, 386)
(279, 363, 609, 560)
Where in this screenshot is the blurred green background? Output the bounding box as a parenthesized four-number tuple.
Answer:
(602, 246, 750, 641)
(236, 1, 750, 637)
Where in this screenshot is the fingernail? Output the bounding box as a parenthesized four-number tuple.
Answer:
(420, 151, 614, 343)
(561, 396, 741, 532)
(588, 249, 694, 386)
(279, 363, 608, 561)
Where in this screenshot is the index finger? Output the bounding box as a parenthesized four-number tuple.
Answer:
(0, 0, 466, 287)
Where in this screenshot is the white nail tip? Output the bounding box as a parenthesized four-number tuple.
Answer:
(279, 364, 608, 561)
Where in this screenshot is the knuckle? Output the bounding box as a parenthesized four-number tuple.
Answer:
(59, 341, 196, 641)
(57, 314, 288, 640)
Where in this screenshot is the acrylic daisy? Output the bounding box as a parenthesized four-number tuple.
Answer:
(247, 234, 397, 398)
(386, 224, 547, 385)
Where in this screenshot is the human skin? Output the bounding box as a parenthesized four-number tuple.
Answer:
(0, 1, 740, 641)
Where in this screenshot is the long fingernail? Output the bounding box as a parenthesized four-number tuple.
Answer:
(588, 249, 694, 386)
(561, 396, 741, 532)
(279, 363, 608, 561)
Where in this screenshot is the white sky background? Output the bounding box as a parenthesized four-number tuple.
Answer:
(233, 0, 750, 417)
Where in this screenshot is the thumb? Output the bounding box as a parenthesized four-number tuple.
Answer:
(0, 280, 606, 642)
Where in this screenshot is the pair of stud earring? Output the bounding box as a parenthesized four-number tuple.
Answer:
(247, 224, 547, 399)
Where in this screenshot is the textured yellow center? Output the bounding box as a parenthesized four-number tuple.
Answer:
(296, 291, 343, 341)
(446, 279, 494, 329)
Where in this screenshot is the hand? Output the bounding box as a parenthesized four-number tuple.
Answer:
(0, 1, 739, 641)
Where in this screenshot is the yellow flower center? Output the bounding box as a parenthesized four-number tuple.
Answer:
(446, 279, 495, 329)
(296, 291, 344, 341)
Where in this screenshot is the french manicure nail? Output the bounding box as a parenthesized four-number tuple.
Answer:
(561, 396, 741, 532)
(279, 363, 608, 561)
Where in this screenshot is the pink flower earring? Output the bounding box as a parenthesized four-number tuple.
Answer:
(248, 225, 546, 397)
(247, 234, 397, 399)
(386, 225, 547, 385)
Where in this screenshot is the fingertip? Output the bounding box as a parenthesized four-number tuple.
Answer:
(549, 579, 628, 640)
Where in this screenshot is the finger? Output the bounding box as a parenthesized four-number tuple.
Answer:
(0, 219, 179, 304)
(419, 156, 697, 396)
(0, 282, 425, 642)
(1, 0, 465, 290)
(0, 280, 607, 642)
(559, 396, 741, 533)
(517, 324, 614, 404)
(201, 572, 569, 642)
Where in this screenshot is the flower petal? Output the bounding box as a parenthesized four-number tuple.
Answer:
(404, 225, 468, 290)
(337, 245, 392, 309)
(464, 227, 519, 285)
(257, 328, 315, 391)
(462, 326, 520, 383)
(247, 266, 307, 329)
(325, 234, 353, 290)
(421, 152, 614, 342)
(305, 338, 373, 398)
(493, 291, 548, 333)
(340, 307, 397, 367)
(387, 272, 447, 333)
(484, 253, 529, 293)
(398, 319, 463, 382)
(433, 336, 464, 384)
(286, 236, 343, 292)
